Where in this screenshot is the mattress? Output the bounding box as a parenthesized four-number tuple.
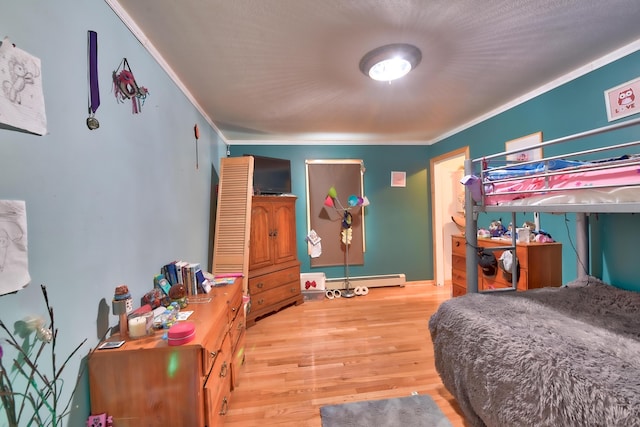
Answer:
(482, 156, 640, 205)
(428, 276, 640, 427)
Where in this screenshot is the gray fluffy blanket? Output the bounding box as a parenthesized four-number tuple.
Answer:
(429, 276, 640, 427)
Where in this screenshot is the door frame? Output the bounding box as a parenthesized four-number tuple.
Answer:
(430, 147, 468, 287)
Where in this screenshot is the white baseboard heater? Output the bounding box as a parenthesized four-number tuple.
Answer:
(324, 273, 406, 290)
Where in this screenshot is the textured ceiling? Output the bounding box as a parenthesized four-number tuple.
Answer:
(109, 0, 640, 144)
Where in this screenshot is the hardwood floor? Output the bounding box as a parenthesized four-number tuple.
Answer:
(224, 282, 470, 427)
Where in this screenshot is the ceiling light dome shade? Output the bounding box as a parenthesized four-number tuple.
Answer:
(359, 43, 422, 82)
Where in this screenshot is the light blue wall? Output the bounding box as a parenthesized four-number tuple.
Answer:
(1, 1, 223, 424)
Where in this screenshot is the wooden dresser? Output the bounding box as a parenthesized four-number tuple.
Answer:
(88, 278, 245, 427)
(247, 195, 303, 327)
(451, 235, 562, 296)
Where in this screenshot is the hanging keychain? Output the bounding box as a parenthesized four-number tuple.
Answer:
(113, 58, 149, 113)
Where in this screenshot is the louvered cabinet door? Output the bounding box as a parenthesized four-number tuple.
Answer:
(212, 156, 254, 292)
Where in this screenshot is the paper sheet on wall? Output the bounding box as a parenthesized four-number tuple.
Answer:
(0, 37, 47, 135)
(306, 229, 322, 258)
(0, 200, 31, 295)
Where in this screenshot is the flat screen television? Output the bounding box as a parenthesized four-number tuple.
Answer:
(245, 154, 292, 195)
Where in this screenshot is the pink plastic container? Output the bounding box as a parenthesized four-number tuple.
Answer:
(167, 322, 196, 346)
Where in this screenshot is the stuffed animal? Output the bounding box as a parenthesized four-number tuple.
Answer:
(533, 230, 555, 243)
(477, 228, 491, 238)
(489, 219, 507, 237)
(517, 221, 536, 242)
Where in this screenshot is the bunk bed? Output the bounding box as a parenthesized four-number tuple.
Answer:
(429, 117, 640, 427)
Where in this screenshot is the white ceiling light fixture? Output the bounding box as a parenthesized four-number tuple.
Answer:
(359, 43, 422, 82)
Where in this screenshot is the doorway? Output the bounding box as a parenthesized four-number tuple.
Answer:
(430, 147, 468, 287)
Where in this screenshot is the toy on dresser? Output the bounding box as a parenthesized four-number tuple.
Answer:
(520, 220, 555, 243)
(86, 413, 113, 427)
(488, 219, 507, 237)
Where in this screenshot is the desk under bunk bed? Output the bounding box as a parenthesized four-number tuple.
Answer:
(462, 116, 640, 293)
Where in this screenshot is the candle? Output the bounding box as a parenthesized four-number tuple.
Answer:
(128, 316, 147, 338)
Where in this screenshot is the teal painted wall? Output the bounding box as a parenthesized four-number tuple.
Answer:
(1, 1, 223, 424)
(231, 145, 432, 281)
(238, 51, 640, 290)
(430, 50, 640, 290)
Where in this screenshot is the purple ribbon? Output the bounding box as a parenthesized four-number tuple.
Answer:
(88, 30, 100, 114)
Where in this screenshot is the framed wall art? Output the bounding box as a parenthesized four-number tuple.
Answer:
(391, 171, 406, 187)
(604, 76, 640, 122)
(505, 132, 543, 163)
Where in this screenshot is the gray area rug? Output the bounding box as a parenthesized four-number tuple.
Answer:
(320, 394, 453, 427)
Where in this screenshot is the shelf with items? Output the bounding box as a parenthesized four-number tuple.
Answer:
(451, 235, 562, 296)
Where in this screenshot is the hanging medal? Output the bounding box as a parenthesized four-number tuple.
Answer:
(86, 30, 100, 130)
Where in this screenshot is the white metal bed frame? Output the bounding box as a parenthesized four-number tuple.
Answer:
(463, 116, 640, 293)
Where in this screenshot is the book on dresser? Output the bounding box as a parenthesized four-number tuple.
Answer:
(161, 261, 203, 295)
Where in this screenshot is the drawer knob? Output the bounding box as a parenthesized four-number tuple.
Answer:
(258, 298, 264, 305)
(257, 282, 264, 289)
(219, 396, 229, 416)
(455, 240, 460, 247)
(219, 361, 228, 378)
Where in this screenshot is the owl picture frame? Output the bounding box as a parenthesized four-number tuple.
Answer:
(604, 76, 640, 122)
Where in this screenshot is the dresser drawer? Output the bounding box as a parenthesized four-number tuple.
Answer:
(205, 334, 232, 427)
(452, 283, 467, 297)
(228, 285, 243, 323)
(480, 268, 528, 291)
(452, 254, 466, 272)
(200, 310, 228, 373)
(248, 264, 300, 295)
(451, 267, 466, 286)
(250, 282, 300, 313)
(452, 236, 466, 256)
(229, 313, 245, 354)
(231, 328, 246, 391)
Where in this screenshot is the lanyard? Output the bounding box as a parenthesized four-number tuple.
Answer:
(87, 30, 100, 130)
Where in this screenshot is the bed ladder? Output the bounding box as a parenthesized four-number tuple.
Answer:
(464, 158, 519, 293)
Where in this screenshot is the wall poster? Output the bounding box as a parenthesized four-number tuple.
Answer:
(604, 76, 640, 122)
(0, 200, 30, 296)
(0, 37, 47, 135)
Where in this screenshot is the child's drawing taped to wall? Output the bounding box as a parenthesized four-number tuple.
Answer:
(0, 200, 30, 295)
